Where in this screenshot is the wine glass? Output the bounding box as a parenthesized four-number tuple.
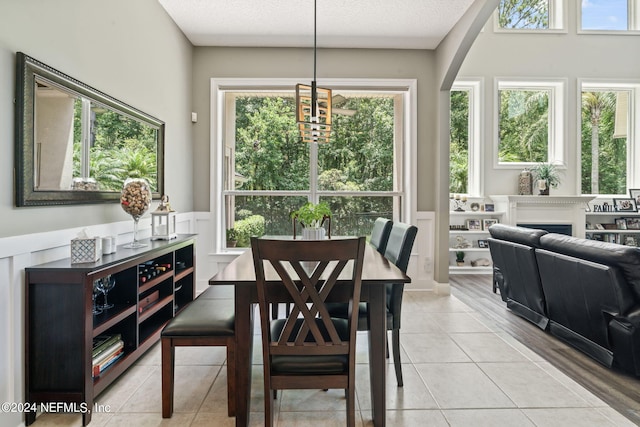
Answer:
(121, 178, 152, 248)
(99, 275, 116, 310)
(92, 279, 103, 315)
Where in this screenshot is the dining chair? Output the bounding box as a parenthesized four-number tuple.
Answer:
(327, 221, 417, 387)
(382, 222, 417, 386)
(370, 217, 393, 254)
(251, 236, 366, 427)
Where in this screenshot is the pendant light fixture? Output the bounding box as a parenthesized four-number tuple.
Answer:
(296, 0, 332, 143)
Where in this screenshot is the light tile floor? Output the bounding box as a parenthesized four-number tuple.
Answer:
(29, 291, 636, 427)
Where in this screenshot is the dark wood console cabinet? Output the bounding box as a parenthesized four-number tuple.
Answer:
(25, 235, 196, 425)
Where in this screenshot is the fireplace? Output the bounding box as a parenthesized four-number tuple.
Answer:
(518, 223, 572, 236)
(490, 195, 596, 238)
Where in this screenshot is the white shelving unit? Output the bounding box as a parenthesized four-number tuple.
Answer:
(585, 211, 640, 245)
(449, 210, 505, 275)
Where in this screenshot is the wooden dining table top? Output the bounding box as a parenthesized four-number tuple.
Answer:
(209, 240, 410, 286)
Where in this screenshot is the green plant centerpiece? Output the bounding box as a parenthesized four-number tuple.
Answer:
(225, 227, 239, 247)
(531, 162, 562, 195)
(455, 251, 465, 266)
(291, 202, 332, 239)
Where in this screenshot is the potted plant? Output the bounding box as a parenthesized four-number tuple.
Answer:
(291, 202, 332, 240)
(226, 227, 238, 247)
(455, 251, 465, 267)
(531, 162, 562, 195)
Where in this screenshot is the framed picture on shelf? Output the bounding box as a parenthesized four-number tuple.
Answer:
(616, 218, 627, 230)
(629, 189, 640, 210)
(484, 203, 495, 212)
(477, 239, 489, 248)
(613, 198, 637, 212)
(625, 235, 637, 246)
(626, 218, 640, 230)
(482, 218, 499, 230)
(465, 219, 482, 230)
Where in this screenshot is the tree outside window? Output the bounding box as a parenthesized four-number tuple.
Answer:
(581, 89, 628, 195)
(450, 89, 469, 194)
(498, 0, 550, 29)
(498, 88, 549, 163)
(226, 93, 398, 246)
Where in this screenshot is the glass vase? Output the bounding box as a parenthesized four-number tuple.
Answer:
(121, 178, 152, 248)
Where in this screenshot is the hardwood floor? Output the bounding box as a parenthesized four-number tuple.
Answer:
(450, 274, 640, 426)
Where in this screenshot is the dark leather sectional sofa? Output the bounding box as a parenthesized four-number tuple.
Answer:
(488, 223, 640, 376)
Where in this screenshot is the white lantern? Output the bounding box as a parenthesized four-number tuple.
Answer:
(151, 195, 177, 240)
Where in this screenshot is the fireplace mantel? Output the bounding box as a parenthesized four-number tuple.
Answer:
(490, 195, 596, 237)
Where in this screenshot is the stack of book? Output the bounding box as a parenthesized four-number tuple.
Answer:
(92, 334, 124, 378)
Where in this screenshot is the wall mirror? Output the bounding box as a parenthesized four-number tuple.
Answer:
(15, 52, 164, 206)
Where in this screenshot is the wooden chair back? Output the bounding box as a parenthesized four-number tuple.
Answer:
(250, 236, 366, 427)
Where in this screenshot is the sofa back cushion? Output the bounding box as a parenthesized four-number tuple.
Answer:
(488, 224, 548, 325)
(488, 224, 547, 248)
(535, 248, 632, 355)
(488, 238, 547, 317)
(539, 233, 640, 301)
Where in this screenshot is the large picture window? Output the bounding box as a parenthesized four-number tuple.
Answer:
(450, 80, 482, 196)
(213, 79, 414, 249)
(580, 82, 637, 195)
(496, 80, 565, 167)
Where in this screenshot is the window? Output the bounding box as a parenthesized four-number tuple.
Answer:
(212, 79, 415, 249)
(496, 80, 565, 167)
(450, 80, 482, 196)
(580, 0, 640, 32)
(580, 82, 639, 195)
(496, 0, 565, 31)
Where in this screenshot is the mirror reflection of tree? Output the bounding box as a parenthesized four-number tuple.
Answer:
(73, 105, 158, 191)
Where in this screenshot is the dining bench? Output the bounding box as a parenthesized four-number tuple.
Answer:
(161, 289, 236, 418)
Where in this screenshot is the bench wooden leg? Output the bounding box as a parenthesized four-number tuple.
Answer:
(161, 337, 175, 418)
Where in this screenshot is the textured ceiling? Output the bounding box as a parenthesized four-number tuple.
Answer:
(158, 0, 477, 49)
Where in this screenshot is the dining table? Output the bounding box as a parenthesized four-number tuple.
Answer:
(208, 239, 410, 427)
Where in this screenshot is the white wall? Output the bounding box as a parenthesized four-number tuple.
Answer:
(0, 0, 194, 238)
(458, 2, 640, 197)
(0, 2, 193, 426)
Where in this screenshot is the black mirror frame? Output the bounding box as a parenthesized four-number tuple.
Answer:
(14, 52, 165, 206)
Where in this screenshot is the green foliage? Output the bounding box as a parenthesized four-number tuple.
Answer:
(450, 90, 469, 194)
(225, 228, 238, 242)
(531, 162, 562, 188)
(498, 0, 549, 29)
(72, 104, 158, 191)
(498, 89, 549, 163)
(455, 251, 465, 262)
(581, 91, 625, 195)
(232, 95, 394, 236)
(291, 202, 332, 228)
(233, 215, 266, 247)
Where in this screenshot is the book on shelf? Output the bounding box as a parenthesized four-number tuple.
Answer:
(92, 340, 124, 367)
(92, 333, 122, 358)
(92, 349, 124, 378)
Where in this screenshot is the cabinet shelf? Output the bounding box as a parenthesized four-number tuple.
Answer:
(93, 304, 136, 337)
(449, 266, 493, 274)
(25, 235, 196, 426)
(450, 210, 505, 216)
(138, 294, 173, 322)
(139, 270, 173, 294)
(449, 208, 504, 275)
(175, 266, 194, 282)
